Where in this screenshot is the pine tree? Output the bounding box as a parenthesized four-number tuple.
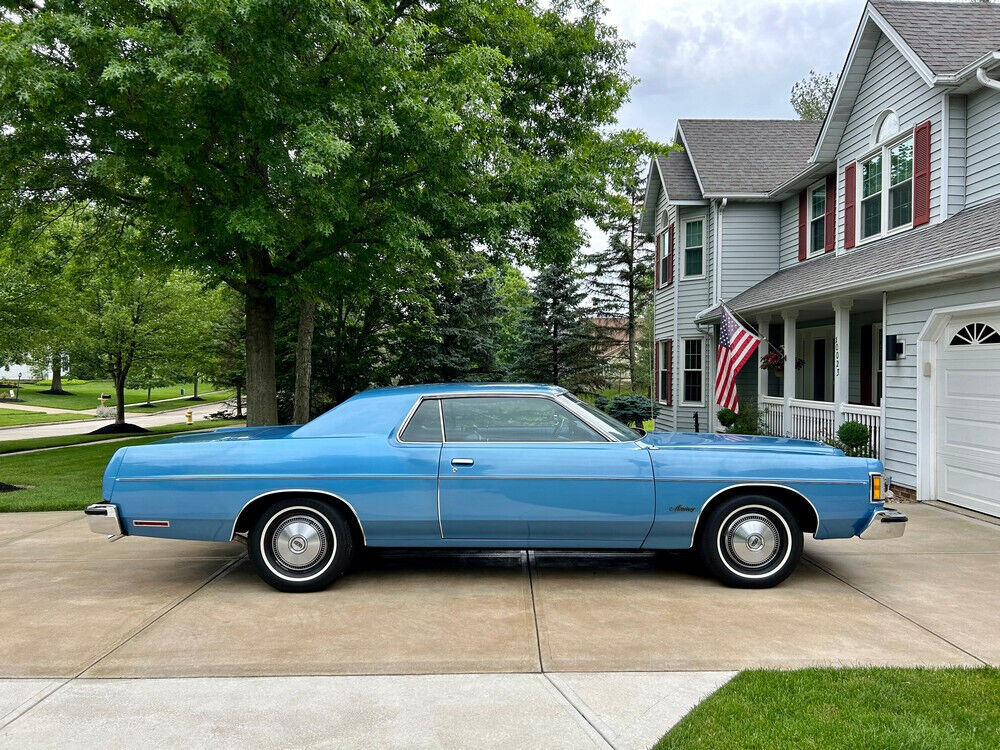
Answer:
(515, 261, 606, 392)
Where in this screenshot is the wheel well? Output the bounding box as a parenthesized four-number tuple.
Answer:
(693, 485, 819, 542)
(232, 490, 367, 547)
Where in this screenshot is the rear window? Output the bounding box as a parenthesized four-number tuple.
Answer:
(399, 399, 443, 442)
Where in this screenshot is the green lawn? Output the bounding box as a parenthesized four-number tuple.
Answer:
(4, 380, 226, 412)
(124, 389, 233, 414)
(0, 420, 245, 511)
(656, 668, 1000, 750)
(0, 408, 94, 427)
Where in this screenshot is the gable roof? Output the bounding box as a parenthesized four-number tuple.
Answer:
(872, 0, 1000, 77)
(697, 197, 1000, 320)
(677, 119, 823, 197)
(656, 152, 702, 201)
(812, 0, 1000, 163)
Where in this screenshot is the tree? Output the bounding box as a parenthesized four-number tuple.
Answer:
(492, 263, 533, 378)
(514, 260, 606, 392)
(203, 297, 248, 419)
(588, 131, 666, 386)
(790, 70, 837, 120)
(2, 0, 635, 425)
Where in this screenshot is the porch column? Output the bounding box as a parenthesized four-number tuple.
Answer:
(782, 309, 797, 436)
(833, 298, 853, 428)
(756, 314, 770, 411)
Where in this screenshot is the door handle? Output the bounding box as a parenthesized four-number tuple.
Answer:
(451, 458, 474, 466)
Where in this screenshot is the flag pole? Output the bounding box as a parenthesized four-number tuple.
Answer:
(722, 303, 783, 356)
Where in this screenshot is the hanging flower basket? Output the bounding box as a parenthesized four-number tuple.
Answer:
(760, 348, 805, 376)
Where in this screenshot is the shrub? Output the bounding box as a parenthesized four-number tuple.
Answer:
(827, 420, 873, 456)
(595, 393, 659, 429)
(716, 408, 738, 428)
(721, 401, 771, 436)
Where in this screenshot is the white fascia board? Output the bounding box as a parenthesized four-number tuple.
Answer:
(671, 199, 710, 206)
(639, 157, 663, 234)
(674, 124, 707, 198)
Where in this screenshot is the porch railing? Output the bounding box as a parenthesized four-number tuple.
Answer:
(789, 399, 836, 443)
(761, 396, 784, 435)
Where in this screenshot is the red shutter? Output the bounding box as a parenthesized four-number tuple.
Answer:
(844, 162, 857, 249)
(666, 339, 673, 406)
(824, 172, 836, 252)
(797, 190, 808, 261)
(654, 233, 662, 289)
(913, 120, 931, 226)
(653, 340, 660, 401)
(667, 223, 675, 285)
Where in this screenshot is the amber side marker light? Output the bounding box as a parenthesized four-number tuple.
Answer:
(871, 474, 883, 502)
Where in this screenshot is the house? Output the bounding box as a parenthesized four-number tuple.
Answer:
(640, 0, 1000, 518)
(591, 316, 632, 389)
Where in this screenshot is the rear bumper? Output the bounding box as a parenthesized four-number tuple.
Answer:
(84, 503, 124, 540)
(859, 508, 908, 540)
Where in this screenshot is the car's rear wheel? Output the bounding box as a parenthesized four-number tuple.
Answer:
(248, 498, 353, 592)
(697, 494, 802, 588)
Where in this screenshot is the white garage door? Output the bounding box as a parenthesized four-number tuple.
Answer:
(936, 317, 1000, 517)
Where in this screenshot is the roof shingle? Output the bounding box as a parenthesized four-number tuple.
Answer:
(655, 151, 702, 201)
(677, 119, 822, 196)
(872, 0, 1000, 76)
(705, 198, 1000, 317)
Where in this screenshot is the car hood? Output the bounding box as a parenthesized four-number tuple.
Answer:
(157, 425, 299, 444)
(641, 431, 842, 455)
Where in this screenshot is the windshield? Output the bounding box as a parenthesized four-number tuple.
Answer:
(563, 394, 643, 442)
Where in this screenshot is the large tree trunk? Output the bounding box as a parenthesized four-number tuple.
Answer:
(50, 351, 63, 393)
(113, 375, 126, 425)
(245, 291, 278, 426)
(293, 298, 317, 424)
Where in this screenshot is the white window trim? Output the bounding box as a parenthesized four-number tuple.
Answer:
(872, 322, 883, 407)
(856, 130, 915, 247)
(657, 340, 671, 405)
(680, 216, 706, 280)
(680, 337, 705, 406)
(806, 178, 827, 258)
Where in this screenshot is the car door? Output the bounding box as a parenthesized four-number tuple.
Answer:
(437, 395, 654, 546)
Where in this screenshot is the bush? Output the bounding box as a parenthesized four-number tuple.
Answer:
(716, 408, 738, 428)
(594, 393, 659, 429)
(720, 401, 771, 436)
(827, 420, 873, 457)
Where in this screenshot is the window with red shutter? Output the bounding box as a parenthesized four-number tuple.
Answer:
(913, 120, 931, 226)
(655, 233, 662, 289)
(653, 339, 660, 401)
(824, 173, 836, 252)
(844, 163, 857, 249)
(667, 223, 675, 285)
(665, 339, 673, 406)
(797, 190, 808, 261)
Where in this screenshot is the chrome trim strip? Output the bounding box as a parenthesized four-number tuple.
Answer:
(656, 477, 866, 486)
(229, 488, 368, 545)
(118, 474, 436, 482)
(687, 483, 822, 548)
(132, 520, 170, 528)
(440, 475, 650, 481)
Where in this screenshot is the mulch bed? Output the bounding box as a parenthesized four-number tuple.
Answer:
(88, 423, 150, 436)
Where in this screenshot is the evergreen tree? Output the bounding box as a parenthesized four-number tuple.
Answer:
(515, 261, 606, 392)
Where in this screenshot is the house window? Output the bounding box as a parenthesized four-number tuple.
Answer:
(660, 237, 671, 286)
(658, 340, 672, 405)
(682, 219, 704, 278)
(950, 323, 1000, 346)
(875, 110, 900, 144)
(859, 134, 914, 241)
(808, 182, 826, 255)
(682, 338, 703, 405)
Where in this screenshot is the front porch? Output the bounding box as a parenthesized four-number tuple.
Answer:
(747, 295, 885, 458)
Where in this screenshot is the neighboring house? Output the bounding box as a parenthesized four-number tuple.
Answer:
(641, 0, 1000, 518)
(591, 316, 632, 388)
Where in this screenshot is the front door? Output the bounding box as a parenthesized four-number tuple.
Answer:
(436, 395, 655, 545)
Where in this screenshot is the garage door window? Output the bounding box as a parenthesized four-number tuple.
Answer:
(949, 323, 1000, 346)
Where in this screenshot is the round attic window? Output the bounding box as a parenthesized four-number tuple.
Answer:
(875, 110, 900, 144)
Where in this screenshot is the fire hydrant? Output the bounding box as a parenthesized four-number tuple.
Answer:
(186, 409, 193, 425)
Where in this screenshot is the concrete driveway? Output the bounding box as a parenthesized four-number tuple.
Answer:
(0, 502, 997, 748)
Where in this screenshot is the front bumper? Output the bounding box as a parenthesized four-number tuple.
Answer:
(84, 503, 124, 540)
(859, 507, 908, 540)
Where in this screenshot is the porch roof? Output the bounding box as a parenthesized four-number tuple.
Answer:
(697, 197, 1000, 322)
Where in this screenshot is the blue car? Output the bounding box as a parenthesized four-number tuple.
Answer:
(85, 384, 906, 591)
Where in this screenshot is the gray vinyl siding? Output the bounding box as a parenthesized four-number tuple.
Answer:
(884, 274, 1000, 490)
(946, 95, 967, 217)
(720, 203, 780, 300)
(836, 32, 943, 251)
(652, 195, 676, 432)
(966, 87, 1000, 207)
(778, 195, 799, 269)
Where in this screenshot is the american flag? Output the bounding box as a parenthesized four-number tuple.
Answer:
(715, 306, 760, 412)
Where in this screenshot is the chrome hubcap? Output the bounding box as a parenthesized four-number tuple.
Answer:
(725, 513, 780, 568)
(272, 515, 326, 570)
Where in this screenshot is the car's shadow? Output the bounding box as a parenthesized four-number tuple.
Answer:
(351, 548, 707, 578)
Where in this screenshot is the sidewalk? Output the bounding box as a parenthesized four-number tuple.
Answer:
(0, 401, 228, 441)
(0, 391, 228, 417)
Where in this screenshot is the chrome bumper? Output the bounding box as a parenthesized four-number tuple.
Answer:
(860, 508, 908, 540)
(84, 503, 124, 541)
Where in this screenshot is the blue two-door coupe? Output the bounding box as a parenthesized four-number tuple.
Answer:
(85, 383, 906, 591)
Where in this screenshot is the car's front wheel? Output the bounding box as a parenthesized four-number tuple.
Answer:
(697, 495, 802, 588)
(248, 498, 354, 592)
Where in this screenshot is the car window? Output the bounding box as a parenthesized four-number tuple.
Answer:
(399, 399, 443, 442)
(441, 397, 607, 443)
(563, 394, 641, 442)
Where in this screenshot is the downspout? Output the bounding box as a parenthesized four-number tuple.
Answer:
(715, 198, 727, 306)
